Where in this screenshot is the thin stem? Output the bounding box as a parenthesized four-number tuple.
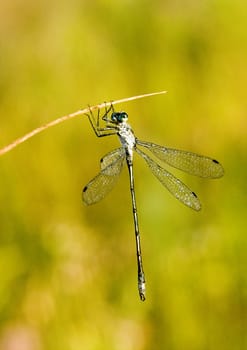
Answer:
(0, 90, 167, 156)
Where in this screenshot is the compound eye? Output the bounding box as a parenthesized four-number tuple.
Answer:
(111, 113, 118, 122)
(121, 112, 128, 121)
(111, 111, 128, 123)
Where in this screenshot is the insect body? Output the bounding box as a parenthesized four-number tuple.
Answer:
(83, 106, 224, 301)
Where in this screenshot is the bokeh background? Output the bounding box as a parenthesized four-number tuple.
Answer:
(0, 1, 246, 349)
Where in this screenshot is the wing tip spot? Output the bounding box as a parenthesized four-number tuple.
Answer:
(192, 191, 198, 198)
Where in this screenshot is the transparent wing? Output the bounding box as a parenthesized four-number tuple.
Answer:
(83, 148, 125, 205)
(136, 148, 201, 211)
(136, 139, 224, 178)
(100, 147, 125, 172)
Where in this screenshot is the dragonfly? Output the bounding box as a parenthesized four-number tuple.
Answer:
(82, 104, 224, 301)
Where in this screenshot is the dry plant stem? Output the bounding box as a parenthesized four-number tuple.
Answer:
(0, 90, 166, 156)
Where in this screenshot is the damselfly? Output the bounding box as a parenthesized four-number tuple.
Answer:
(82, 104, 224, 301)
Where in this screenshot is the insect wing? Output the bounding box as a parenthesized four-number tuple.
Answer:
(136, 148, 201, 211)
(83, 149, 125, 205)
(100, 147, 125, 172)
(137, 140, 224, 178)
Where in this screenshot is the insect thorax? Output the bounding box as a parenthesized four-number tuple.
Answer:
(117, 122, 136, 156)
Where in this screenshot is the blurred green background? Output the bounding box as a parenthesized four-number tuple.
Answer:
(0, 1, 246, 349)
